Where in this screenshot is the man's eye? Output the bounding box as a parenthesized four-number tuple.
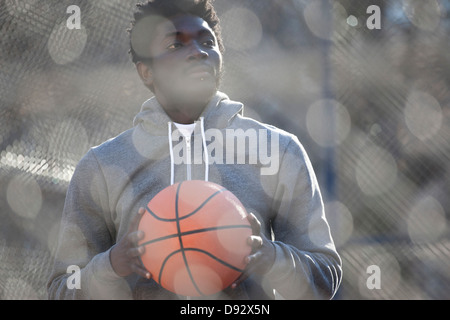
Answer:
(202, 39, 215, 47)
(167, 42, 182, 50)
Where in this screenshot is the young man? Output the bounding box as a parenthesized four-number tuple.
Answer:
(47, 0, 342, 300)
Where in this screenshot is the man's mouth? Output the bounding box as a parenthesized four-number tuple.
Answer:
(185, 64, 214, 79)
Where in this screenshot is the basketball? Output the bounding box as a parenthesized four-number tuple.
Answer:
(138, 180, 252, 297)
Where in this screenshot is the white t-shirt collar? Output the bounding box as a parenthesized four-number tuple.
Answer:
(173, 122, 196, 139)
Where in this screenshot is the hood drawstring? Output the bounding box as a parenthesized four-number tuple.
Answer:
(168, 122, 175, 186)
(167, 117, 209, 185)
(200, 117, 209, 182)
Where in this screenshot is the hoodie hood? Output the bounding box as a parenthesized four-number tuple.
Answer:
(133, 91, 244, 135)
(132, 91, 244, 185)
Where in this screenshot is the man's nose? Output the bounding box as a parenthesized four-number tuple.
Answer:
(187, 42, 208, 60)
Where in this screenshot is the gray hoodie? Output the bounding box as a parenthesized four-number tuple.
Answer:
(47, 91, 342, 299)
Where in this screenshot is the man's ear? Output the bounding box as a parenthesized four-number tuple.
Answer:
(136, 61, 154, 90)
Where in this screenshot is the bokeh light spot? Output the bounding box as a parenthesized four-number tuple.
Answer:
(355, 145, 398, 196)
(402, 0, 442, 32)
(47, 22, 87, 65)
(220, 7, 262, 51)
(404, 90, 442, 141)
(306, 99, 351, 147)
(346, 15, 359, 27)
(323, 201, 354, 247)
(304, 1, 348, 40)
(130, 15, 171, 60)
(407, 196, 447, 243)
(6, 174, 42, 219)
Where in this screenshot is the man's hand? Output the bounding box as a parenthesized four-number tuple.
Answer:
(231, 212, 276, 289)
(110, 207, 151, 279)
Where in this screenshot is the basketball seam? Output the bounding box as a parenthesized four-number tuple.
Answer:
(183, 248, 246, 273)
(145, 188, 227, 222)
(175, 182, 203, 296)
(158, 248, 246, 293)
(140, 225, 252, 247)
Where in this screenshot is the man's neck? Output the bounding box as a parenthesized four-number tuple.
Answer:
(161, 96, 212, 124)
(164, 107, 202, 124)
(155, 91, 216, 124)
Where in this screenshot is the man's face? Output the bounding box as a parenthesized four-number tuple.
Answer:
(144, 14, 223, 114)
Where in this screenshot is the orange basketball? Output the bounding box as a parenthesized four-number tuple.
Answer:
(138, 180, 252, 297)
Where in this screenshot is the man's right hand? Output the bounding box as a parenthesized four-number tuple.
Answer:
(109, 207, 151, 279)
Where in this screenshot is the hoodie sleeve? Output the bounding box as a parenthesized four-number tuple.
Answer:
(264, 136, 342, 300)
(47, 149, 132, 299)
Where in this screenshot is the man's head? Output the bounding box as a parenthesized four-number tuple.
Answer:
(129, 0, 225, 122)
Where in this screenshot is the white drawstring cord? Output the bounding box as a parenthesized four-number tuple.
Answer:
(200, 117, 209, 182)
(168, 122, 175, 185)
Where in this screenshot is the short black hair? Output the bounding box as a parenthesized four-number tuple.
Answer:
(128, 0, 224, 64)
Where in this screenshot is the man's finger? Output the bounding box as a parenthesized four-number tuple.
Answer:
(247, 235, 263, 252)
(128, 207, 145, 233)
(231, 269, 250, 289)
(231, 251, 263, 289)
(126, 245, 145, 258)
(128, 230, 145, 245)
(247, 212, 261, 235)
(131, 261, 152, 280)
(246, 251, 263, 265)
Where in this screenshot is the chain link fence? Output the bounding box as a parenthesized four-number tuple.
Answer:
(1, 0, 449, 299)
